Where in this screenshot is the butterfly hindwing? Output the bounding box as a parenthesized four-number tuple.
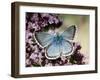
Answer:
(60, 39, 73, 56)
(46, 41, 61, 59)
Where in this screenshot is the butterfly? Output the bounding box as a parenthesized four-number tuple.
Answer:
(34, 25, 76, 59)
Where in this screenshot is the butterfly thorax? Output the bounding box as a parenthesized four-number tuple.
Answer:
(53, 33, 63, 45)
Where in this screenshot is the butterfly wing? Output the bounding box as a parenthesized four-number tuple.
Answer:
(60, 25, 76, 56)
(60, 39, 73, 56)
(61, 25, 76, 41)
(35, 32, 53, 48)
(45, 41, 61, 59)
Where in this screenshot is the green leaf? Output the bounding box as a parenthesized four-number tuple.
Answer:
(32, 63, 41, 67)
(69, 57, 76, 64)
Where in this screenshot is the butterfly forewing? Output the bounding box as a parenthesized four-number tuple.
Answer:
(35, 32, 53, 48)
(61, 25, 76, 41)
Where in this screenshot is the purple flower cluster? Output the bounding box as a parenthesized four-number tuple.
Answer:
(25, 13, 86, 67)
(70, 42, 85, 65)
(26, 13, 62, 32)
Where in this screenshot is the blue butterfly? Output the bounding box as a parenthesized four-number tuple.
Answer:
(34, 25, 76, 59)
